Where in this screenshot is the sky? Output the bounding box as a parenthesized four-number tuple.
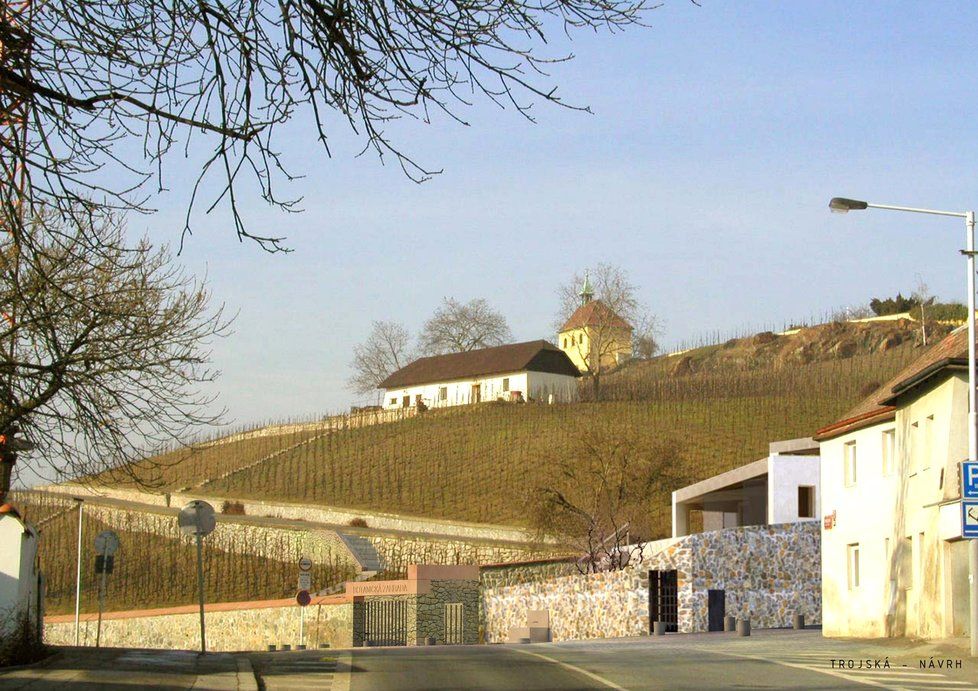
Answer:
(120, 0, 978, 431)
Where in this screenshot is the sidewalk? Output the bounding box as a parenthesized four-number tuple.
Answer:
(0, 646, 257, 690)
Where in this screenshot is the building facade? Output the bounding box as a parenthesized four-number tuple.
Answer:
(0, 503, 40, 637)
(815, 327, 972, 640)
(558, 274, 633, 373)
(379, 340, 580, 410)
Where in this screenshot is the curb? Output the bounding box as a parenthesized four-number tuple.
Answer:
(236, 656, 259, 691)
(0, 649, 61, 674)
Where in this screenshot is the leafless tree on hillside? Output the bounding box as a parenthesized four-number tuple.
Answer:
(912, 275, 933, 345)
(527, 424, 687, 573)
(0, 210, 231, 496)
(418, 298, 512, 356)
(0, 0, 653, 251)
(348, 320, 412, 395)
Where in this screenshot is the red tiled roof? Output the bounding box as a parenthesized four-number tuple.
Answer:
(815, 326, 971, 441)
(560, 300, 631, 332)
(379, 340, 580, 389)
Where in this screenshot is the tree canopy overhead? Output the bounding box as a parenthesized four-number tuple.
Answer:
(1, 0, 651, 251)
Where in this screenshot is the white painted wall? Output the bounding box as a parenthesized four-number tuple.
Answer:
(767, 454, 820, 525)
(0, 513, 39, 636)
(383, 370, 577, 410)
(820, 373, 970, 640)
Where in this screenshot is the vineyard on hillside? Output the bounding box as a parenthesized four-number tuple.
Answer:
(11, 492, 357, 615)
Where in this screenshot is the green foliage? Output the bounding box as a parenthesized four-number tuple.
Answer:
(911, 302, 968, 323)
(870, 293, 919, 316)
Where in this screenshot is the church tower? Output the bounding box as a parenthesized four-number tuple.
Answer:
(558, 270, 633, 373)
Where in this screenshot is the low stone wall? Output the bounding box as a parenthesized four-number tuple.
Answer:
(371, 535, 558, 579)
(481, 523, 820, 643)
(480, 557, 579, 590)
(44, 597, 353, 651)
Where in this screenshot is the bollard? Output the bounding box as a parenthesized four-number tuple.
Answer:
(280, 644, 291, 651)
(518, 637, 531, 644)
(723, 616, 736, 633)
(736, 619, 751, 637)
(319, 643, 330, 649)
(792, 614, 805, 630)
(653, 621, 666, 636)
(297, 644, 306, 651)
(425, 636, 436, 646)
(267, 644, 276, 652)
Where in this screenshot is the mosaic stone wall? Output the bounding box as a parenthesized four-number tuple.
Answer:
(481, 523, 820, 643)
(416, 580, 480, 645)
(45, 601, 354, 651)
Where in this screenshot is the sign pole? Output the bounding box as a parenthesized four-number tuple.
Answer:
(299, 604, 305, 648)
(96, 567, 107, 648)
(966, 211, 978, 658)
(195, 525, 206, 654)
(73, 498, 83, 646)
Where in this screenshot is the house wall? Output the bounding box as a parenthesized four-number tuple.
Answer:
(820, 374, 970, 640)
(0, 514, 39, 637)
(767, 455, 821, 525)
(383, 370, 577, 410)
(558, 325, 632, 373)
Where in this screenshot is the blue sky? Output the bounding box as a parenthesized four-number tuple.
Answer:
(134, 1, 978, 428)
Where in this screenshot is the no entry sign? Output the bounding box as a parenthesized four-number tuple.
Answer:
(296, 589, 311, 607)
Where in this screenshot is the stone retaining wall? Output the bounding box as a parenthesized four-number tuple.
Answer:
(481, 523, 820, 643)
(44, 598, 353, 651)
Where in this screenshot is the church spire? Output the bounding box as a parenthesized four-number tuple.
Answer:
(579, 271, 594, 305)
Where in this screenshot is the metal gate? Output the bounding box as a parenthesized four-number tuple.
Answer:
(649, 569, 678, 633)
(444, 603, 464, 645)
(364, 600, 407, 646)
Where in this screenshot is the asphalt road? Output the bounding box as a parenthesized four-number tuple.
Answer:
(251, 629, 978, 691)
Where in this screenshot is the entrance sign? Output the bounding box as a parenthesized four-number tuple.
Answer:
(963, 462, 978, 499)
(298, 571, 312, 591)
(964, 501, 978, 539)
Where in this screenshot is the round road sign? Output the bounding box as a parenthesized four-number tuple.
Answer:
(298, 556, 313, 572)
(178, 500, 216, 537)
(296, 590, 311, 607)
(94, 530, 120, 557)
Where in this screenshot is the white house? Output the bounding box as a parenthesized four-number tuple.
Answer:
(0, 502, 40, 637)
(815, 326, 972, 641)
(672, 437, 820, 537)
(379, 340, 580, 410)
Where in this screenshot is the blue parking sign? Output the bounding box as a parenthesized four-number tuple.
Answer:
(965, 462, 978, 499)
(964, 501, 978, 539)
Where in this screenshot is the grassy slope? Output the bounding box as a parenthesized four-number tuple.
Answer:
(13, 492, 355, 614)
(195, 338, 920, 536)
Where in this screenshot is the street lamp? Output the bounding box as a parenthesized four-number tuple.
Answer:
(829, 196, 978, 656)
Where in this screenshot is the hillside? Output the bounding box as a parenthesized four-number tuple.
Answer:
(86, 320, 931, 540)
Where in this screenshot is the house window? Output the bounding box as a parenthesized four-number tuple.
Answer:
(797, 486, 815, 518)
(881, 428, 895, 476)
(571, 335, 576, 346)
(438, 386, 447, 402)
(562, 338, 567, 348)
(847, 543, 860, 590)
(390, 398, 397, 406)
(843, 441, 857, 487)
(502, 377, 510, 392)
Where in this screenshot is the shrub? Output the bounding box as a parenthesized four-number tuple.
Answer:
(0, 611, 45, 668)
(911, 302, 967, 323)
(221, 500, 246, 515)
(870, 293, 918, 316)
(348, 517, 368, 528)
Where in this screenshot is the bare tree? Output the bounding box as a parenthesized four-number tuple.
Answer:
(555, 263, 656, 396)
(912, 275, 934, 346)
(527, 424, 687, 573)
(348, 320, 411, 396)
(418, 298, 511, 355)
(0, 0, 653, 251)
(0, 210, 230, 497)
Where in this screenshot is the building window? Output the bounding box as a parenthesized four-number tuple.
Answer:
(881, 428, 895, 476)
(562, 338, 567, 348)
(847, 543, 860, 590)
(922, 415, 934, 470)
(438, 386, 447, 402)
(571, 335, 576, 346)
(797, 486, 815, 518)
(844, 441, 857, 487)
(390, 398, 396, 406)
(902, 536, 913, 589)
(502, 377, 510, 392)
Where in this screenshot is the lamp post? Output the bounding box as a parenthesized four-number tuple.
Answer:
(829, 197, 978, 656)
(72, 496, 84, 646)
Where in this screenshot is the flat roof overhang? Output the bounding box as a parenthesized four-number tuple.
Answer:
(673, 457, 768, 505)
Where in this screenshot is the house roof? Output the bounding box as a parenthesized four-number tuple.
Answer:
(560, 300, 632, 332)
(379, 340, 581, 390)
(814, 326, 971, 441)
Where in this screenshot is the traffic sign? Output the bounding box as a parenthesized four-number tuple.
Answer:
(298, 556, 313, 572)
(963, 462, 978, 499)
(298, 571, 312, 591)
(178, 500, 216, 537)
(964, 501, 978, 539)
(95, 530, 120, 557)
(296, 589, 311, 607)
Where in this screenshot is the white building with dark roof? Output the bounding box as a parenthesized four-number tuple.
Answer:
(379, 340, 580, 410)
